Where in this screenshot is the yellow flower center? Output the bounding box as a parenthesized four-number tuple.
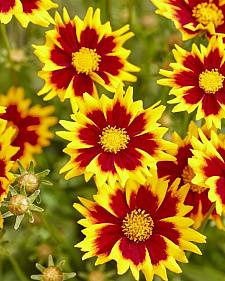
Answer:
(182, 165, 205, 194)
(99, 125, 130, 154)
(199, 69, 224, 94)
(192, 2, 224, 27)
(122, 209, 154, 243)
(72, 47, 101, 74)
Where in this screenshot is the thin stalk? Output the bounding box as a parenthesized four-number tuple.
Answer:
(0, 23, 18, 85)
(200, 202, 216, 232)
(42, 216, 75, 263)
(9, 255, 29, 281)
(0, 24, 10, 53)
(128, 0, 134, 27)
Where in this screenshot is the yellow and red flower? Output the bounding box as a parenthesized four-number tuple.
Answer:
(0, 87, 57, 168)
(0, 0, 57, 27)
(0, 118, 18, 201)
(190, 129, 225, 215)
(57, 86, 176, 187)
(151, 0, 225, 40)
(159, 36, 225, 128)
(157, 122, 221, 229)
(33, 7, 140, 102)
(75, 176, 205, 281)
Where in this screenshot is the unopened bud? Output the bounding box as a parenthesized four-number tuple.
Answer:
(88, 271, 104, 281)
(43, 266, 63, 281)
(8, 194, 29, 215)
(18, 173, 39, 194)
(37, 244, 53, 260)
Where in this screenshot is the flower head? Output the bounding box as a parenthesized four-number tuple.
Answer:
(57, 86, 176, 187)
(0, 0, 57, 27)
(75, 176, 205, 281)
(157, 121, 220, 229)
(0, 118, 18, 201)
(190, 128, 225, 215)
(151, 0, 225, 40)
(158, 36, 225, 128)
(33, 7, 140, 102)
(0, 87, 57, 168)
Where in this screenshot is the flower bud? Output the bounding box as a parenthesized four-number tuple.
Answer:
(37, 244, 53, 260)
(8, 194, 29, 215)
(43, 266, 63, 281)
(18, 172, 39, 194)
(88, 271, 104, 281)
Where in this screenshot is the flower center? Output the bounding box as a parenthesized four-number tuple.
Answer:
(122, 209, 154, 243)
(192, 3, 224, 27)
(99, 125, 130, 154)
(72, 47, 101, 74)
(199, 69, 224, 94)
(182, 165, 205, 194)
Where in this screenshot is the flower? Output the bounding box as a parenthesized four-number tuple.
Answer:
(57, 86, 176, 187)
(0, 118, 18, 200)
(0, 0, 57, 27)
(0, 87, 57, 168)
(151, 0, 225, 40)
(189, 128, 225, 215)
(33, 7, 140, 102)
(157, 121, 220, 229)
(158, 36, 225, 129)
(74, 176, 206, 281)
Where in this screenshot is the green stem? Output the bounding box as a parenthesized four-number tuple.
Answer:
(42, 216, 75, 262)
(9, 255, 29, 281)
(128, 0, 134, 27)
(0, 24, 10, 54)
(0, 23, 18, 85)
(200, 202, 216, 232)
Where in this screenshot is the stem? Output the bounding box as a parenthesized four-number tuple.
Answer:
(42, 216, 75, 263)
(9, 255, 29, 281)
(0, 23, 18, 85)
(128, 0, 134, 27)
(200, 202, 216, 231)
(0, 24, 10, 53)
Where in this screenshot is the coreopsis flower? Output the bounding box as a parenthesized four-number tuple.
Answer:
(57, 86, 176, 187)
(0, 118, 18, 200)
(151, 0, 225, 40)
(157, 122, 220, 229)
(190, 129, 225, 215)
(158, 36, 225, 129)
(0, 87, 57, 167)
(33, 7, 140, 101)
(0, 0, 57, 27)
(75, 177, 206, 281)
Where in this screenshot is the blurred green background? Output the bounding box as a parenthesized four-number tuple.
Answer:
(0, 0, 225, 280)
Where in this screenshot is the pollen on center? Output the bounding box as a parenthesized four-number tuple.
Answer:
(72, 47, 101, 74)
(182, 165, 205, 194)
(199, 69, 224, 94)
(122, 209, 154, 243)
(99, 125, 130, 154)
(192, 3, 224, 27)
